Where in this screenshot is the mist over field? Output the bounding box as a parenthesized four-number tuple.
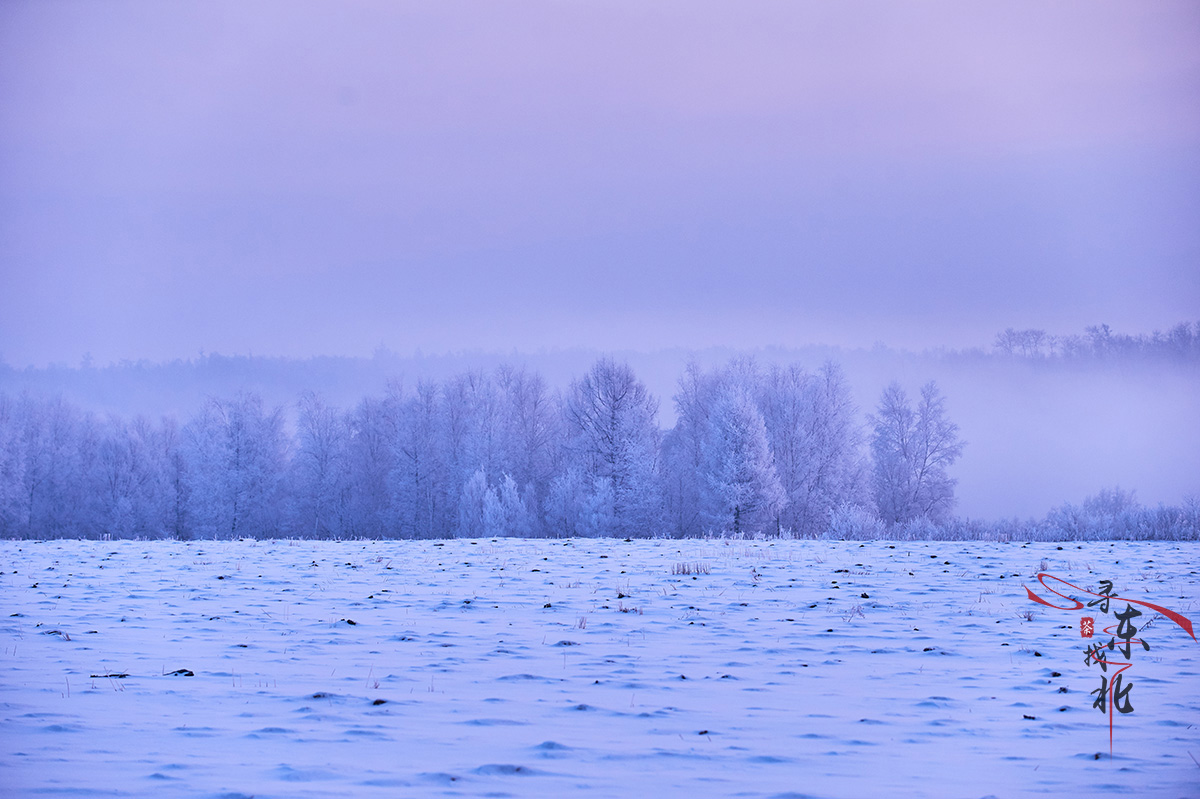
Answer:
(2, 327, 1197, 529)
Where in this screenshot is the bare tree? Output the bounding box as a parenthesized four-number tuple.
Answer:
(869, 381, 964, 526)
(562, 358, 661, 537)
(291, 392, 350, 538)
(701, 386, 785, 536)
(183, 393, 287, 539)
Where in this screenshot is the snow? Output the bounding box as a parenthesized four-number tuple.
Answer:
(1, 538, 1197, 798)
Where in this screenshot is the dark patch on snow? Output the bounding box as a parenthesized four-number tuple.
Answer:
(472, 763, 541, 776)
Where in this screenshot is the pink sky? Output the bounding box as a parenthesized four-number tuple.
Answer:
(2, 1, 1198, 365)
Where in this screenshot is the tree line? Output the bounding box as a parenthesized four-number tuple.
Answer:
(990, 321, 1200, 363)
(0, 358, 968, 540)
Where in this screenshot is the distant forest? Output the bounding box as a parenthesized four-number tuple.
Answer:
(1, 321, 1197, 426)
(1, 323, 1196, 541)
(984, 321, 1200, 363)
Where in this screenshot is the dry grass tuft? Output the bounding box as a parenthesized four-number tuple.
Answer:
(672, 562, 711, 576)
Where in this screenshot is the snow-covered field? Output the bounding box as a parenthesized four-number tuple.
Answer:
(1, 538, 1197, 798)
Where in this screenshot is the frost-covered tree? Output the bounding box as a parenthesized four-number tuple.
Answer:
(344, 390, 402, 538)
(0, 394, 27, 536)
(869, 381, 964, 527)
(661, 358, 763, 537)
(700, 386, 785, 535)
(661, 361, 720, 537)
(494, 365, 558, 532)
(484, 473, 533, 537)
(442, 370, 498, 506)
(759, 362, 868, 536)
(457, 468, 533, 538)
(183, 393, 287, 539)
(0, 395, 177, 538)
(664, 358, 866, 538)
(562, 359, 662, 537)
(544, 464, 589, 537)
(390, 381, 450, 538)
(458, 468, 491, 538)
(94, 418, 140, 537)
(290, 392, 350, 538)
(93, 415, 177, 538)
(11, 395, 99, 537)
(440, 366, 557, 536)
(159, 416, 189, 539)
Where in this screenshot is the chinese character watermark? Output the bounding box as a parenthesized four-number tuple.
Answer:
(1025, 573, 1196, 755)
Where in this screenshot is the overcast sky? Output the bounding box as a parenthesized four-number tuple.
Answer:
(2, 1, 1198, 367)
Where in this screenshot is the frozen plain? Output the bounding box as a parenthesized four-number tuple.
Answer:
(1, 538, 1197, 799)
